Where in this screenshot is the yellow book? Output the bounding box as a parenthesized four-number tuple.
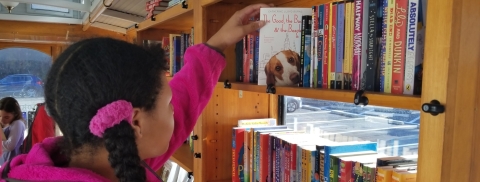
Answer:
(376, 166, 394, 182)
(384, 0, 396, 93)
(328, 2, 334, 89)
(392, 170, 417, 182)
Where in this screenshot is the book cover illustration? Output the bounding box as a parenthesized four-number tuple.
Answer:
(258, 8, 312, 87)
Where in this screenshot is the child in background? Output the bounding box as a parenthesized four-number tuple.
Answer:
(0, 3, 270, 182)
(0, 97, 25, 166)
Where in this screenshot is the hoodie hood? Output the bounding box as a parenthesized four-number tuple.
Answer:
(1, 137, 109, 182)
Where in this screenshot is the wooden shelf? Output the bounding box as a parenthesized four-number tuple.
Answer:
(227, 82, 421, 110)
(201, 0, 222, 6)
(170, 143, 194, 172)
(220, 0, 334, 7)
(207, 179, 232, 182)
(137, 3, 194, 32)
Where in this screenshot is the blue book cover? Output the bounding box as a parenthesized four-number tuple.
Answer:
(380, 0, 388, 92)
(174, 36, 181, 74)
(254, 33, 259, 83)
(336, 2, 345, 89)
(303, 16, 312, 87)
(317, 4, 325, 89)
(323, 142, 377, 182)
(249, 126, 288, 182)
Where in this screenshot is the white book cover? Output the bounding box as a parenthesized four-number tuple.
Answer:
(258, 8, 312, 86)
(403, 0, 419, 95)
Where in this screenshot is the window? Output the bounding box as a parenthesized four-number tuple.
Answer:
(31, 4, 69, 13)
(282, 96, 420, 157)
(0, 48, 52, 125)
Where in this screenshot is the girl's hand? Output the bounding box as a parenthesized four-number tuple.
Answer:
(206, 3, 273, 52)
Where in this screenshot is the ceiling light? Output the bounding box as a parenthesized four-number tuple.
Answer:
(0, 1, 19, 13)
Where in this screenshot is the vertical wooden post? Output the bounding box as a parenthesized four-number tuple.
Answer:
(418, 0, 480, 181)
(193, 1, 207, 181)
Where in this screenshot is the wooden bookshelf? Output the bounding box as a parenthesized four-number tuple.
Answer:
(136, 2, 194, 31)
(134, 0, 480, 181)
(170, 143, 194, 172)
(228, 82, 421, 110)
(201, 0, 222, 6)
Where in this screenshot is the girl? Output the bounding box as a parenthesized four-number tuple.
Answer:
(0, 3, 270, 182)
(0, 97, 25, 166)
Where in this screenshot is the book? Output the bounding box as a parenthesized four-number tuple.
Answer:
(258, 7, 312, 87)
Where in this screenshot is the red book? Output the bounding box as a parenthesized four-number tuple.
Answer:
(340, 160, 354, 182)
(391, 0, 408, 94)
(330, 3, 337, 89)
(259, 133, 270, 182)
(323, 3, 330, 89)
(232, 128, 246, 182)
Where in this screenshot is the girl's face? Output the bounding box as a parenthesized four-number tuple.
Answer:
(0, 110, 15, 125)
(135, 73, 175, 159)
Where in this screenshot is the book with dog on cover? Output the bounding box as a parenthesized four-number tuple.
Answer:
(257, 7, 312, 87)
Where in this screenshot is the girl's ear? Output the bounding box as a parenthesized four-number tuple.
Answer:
(131, 108, 143, 139)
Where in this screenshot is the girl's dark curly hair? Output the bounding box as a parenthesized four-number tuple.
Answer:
(44, 37, 168, 181)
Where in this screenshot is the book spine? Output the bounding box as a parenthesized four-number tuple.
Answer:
(249, 34, 254, 83)
(236, 39, 244, 82)
(232, 129, 243, 182)
(318, 4, 325, 89)
(320, 151, 325, 182)
(297, 146, 301, 182)
(384, 0, 396, 93)
(336, 2, 345, 90)
(379, 0, 388, 92)
(315, 148, 321, 182)
(352, 0, 363, 91)
(360, 0, 369, 90)
(344, 1, 353, 90)
(349, 0, 355, 90)
(285, 142, 291, 182)
(311, 151, 318, 182)
(249, 130, 254, 182)
(392, 0, 408, 94)
(302, 147, 307, 182)
(290, 144, 297, 182)
(180, 34, 185, 69)
(365, 0, 379, 91)
(323, 4, 330, 89)
(274, 138, 280, 182)
(312, 6, 318, 88)
(175, 37, 182, 74)
(304, 16, 313, 87)
(330, 3, 337, 89)
(300, 16, 307, 87)
(254, 33, 260, 84)
(258, 134, 268, 181)
(244, 130, 250, 182)
(254, 132, 260, 182)
(232, 129, 237, 182)
(268, 135, 274, 182)
(244, 35, 250, 83)
(403, 0, 419, 95)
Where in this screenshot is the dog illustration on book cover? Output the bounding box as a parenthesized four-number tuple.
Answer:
(263, 33, 301, 86)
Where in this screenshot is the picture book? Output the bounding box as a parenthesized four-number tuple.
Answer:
(258, 8, 312, 87)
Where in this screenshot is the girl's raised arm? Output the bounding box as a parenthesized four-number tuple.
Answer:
(144, 3, 271, 175)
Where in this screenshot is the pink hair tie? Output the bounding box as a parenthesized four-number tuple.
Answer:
(89, 100, 133, 137)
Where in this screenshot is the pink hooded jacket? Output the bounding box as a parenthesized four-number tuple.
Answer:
(0, 43, 226, 182)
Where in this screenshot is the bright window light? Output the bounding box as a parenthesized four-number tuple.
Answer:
(31, 4, 69, 13)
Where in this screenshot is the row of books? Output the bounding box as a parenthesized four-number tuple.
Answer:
(144, 28, 194, 77)
(145, 0, 170, 19)
(145, 0, 186, 19)
(236, 0, 427, 95)
(232, 118, 418, 182)
(158, 160, 194, 182)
